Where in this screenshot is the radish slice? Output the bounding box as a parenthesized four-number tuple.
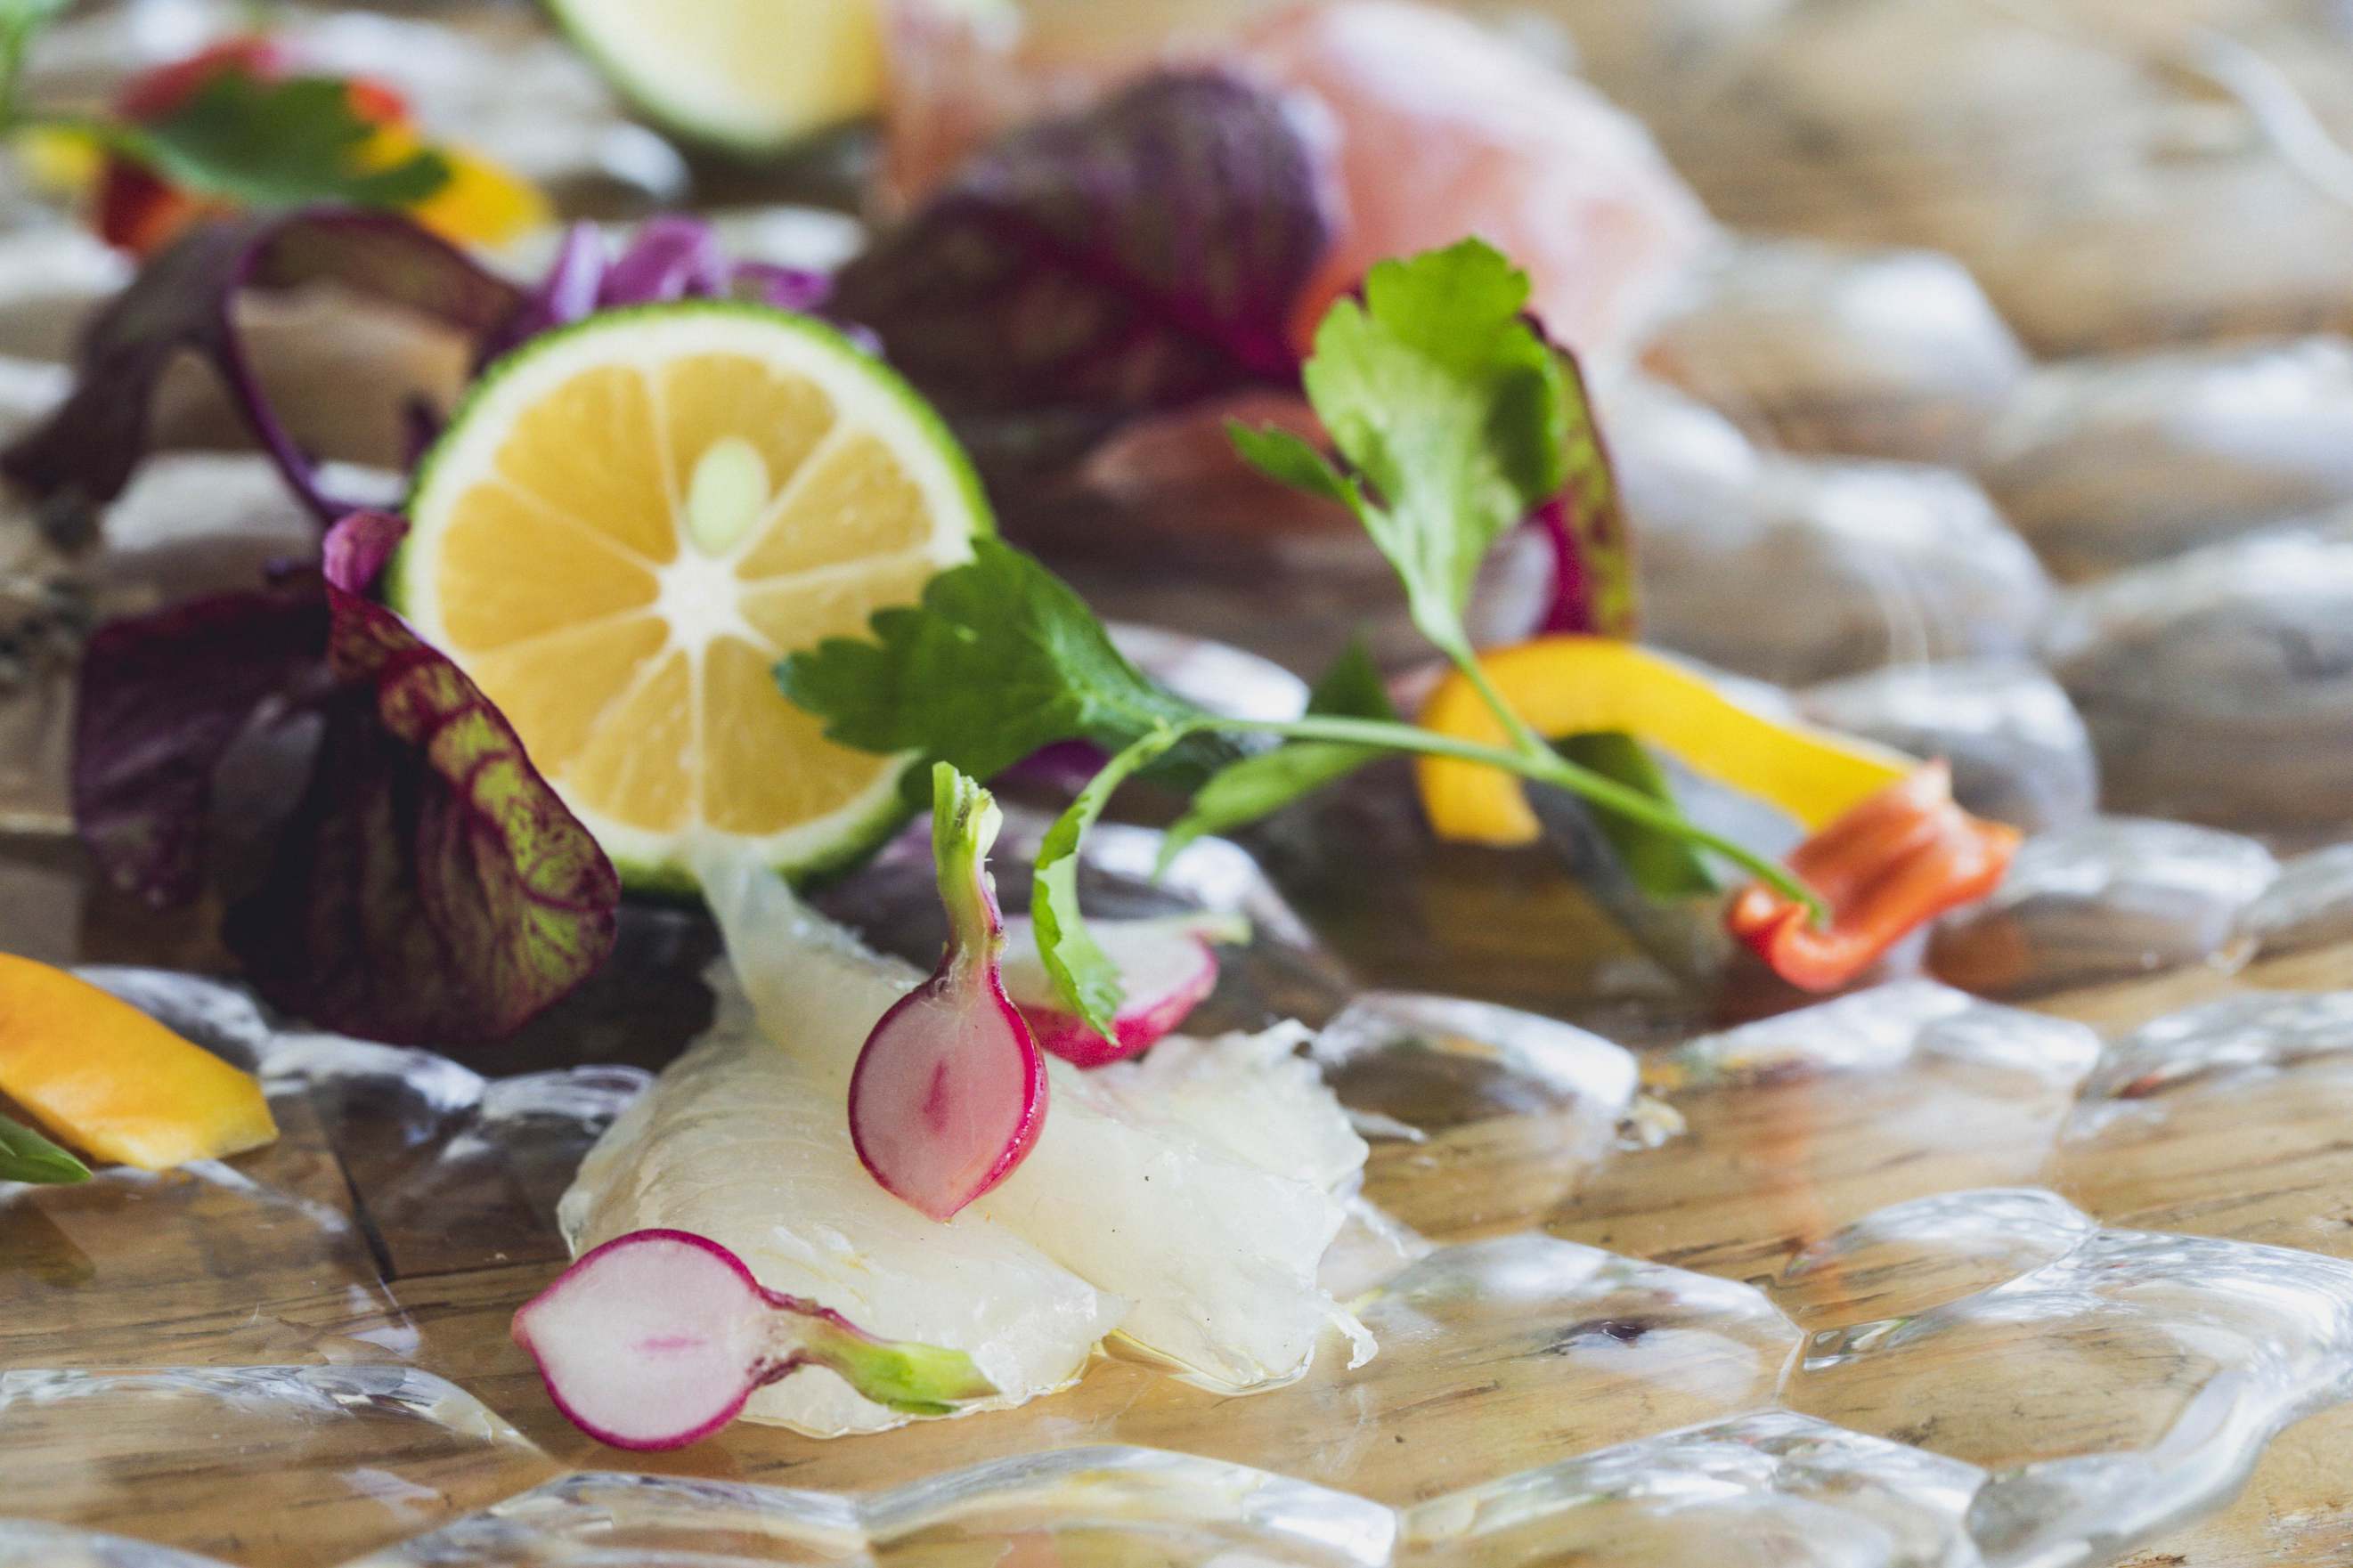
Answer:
(511, 1228, 997, 1450)
(1000, 913, 1250, 1068)
(848, 766, 1048, 1221)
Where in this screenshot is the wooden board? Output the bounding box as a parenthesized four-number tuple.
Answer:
(5, 819, 2353, 1566)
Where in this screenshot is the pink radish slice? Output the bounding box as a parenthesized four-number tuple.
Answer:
(849, 766, 1048, 1222)
(1000, 913, 1250, 1068)
(510, 1229, 997, 1450)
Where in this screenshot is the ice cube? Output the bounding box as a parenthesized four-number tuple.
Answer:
(1771, 1185, 2097, 1333)
(0, 1520, 237, 1567)
(1982, 337, 2353, 579)
(1559, 984, 2097, 1279)
(0, 1367, 559, 1564)
(1314, 991, 1641, 1239)
(1404, 1410, 1982, 1568)
(2236, 843, 2353, 959)
(1642, 232, 2028, 466)
(864, 1449, 1396, 1568)
(2055, 993, 2353, 1263)
(1798, 659, 2098, 833)
(1930, 816, 2278, 996)
(2043, 527, 2353, 834)
(1784, 1209, 2353, 1568)
(1635, 451, 2051, 686)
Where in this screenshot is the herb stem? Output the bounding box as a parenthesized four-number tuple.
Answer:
(1237, 713, 1826, 919)
(1453, 648, 1557, 762)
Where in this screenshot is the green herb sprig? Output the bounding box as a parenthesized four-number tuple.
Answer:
(780, 240, 1821, 1039)
(0, 1110, 88, 1185)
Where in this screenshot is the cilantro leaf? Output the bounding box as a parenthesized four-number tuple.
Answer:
(110, 72, 450, 211)
(1159, 638, 1397, 866)
(1280, 240, 1567, 661)
(1304, 636, 1399, 725)
(0, 1112, 89, 1185)
(1033, 727, 1193, 1037)
(1226, 422, 1357, 508)
(777, 539, 1208, 792)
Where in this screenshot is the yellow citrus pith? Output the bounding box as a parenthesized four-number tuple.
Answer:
(399, 305, 985, 890)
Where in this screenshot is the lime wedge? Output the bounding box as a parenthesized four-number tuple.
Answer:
(544, 0, 885, 154)
(394, 301, 989, 895)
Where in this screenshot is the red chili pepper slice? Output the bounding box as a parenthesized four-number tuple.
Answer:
(1726, 761, 2019, 993)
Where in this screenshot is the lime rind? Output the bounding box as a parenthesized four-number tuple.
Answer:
(395, 299, 992, 902)
(540, 0, 885, 158)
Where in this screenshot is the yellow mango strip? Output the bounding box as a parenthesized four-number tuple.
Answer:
(0, 955, 277, 1171)
(1415, 636, 1916, 847)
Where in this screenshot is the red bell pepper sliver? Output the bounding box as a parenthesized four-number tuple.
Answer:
(1727, 762, 2020, 993)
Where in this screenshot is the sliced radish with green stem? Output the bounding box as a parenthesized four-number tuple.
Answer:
(1000, 913, 1250, 1067)
(511, 1228, 997, 1450)
(849, 765, 1048, 1221)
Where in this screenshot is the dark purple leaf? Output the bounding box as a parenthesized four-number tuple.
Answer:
(225, 517, 619, 1044)
(73, 580, 329, 908)
(829, 71, 1332, 471)
(4, 208, 523, 530)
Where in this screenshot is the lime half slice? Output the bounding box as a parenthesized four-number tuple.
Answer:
(395, 301, 988, 895)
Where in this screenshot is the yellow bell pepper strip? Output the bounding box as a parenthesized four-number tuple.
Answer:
(1414, 636, 1916, 847)
(0, 954, 277, 1170)
(1726, 762, 2021, 993)
(72, 38, 546, 258)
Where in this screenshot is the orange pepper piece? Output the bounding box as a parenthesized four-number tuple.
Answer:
(0, 955, 277, 1170)
(1726, 762, 2021, 993)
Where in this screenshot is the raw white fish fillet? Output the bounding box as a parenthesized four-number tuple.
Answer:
(980, 1022, 1374, 1390)
(558, 970, 1121, 1436)
(560, 853, 1371, 1433)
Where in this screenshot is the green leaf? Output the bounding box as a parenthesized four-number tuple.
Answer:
(1160, 740, 1372, 870)
(1291, 240, 1567, 659)
(1555, 733, 1717, 899)
(1158, 637, 1399, 869)
(1227, 420, 1357, 508)
(110, 73, 450, 212)
(1306, 636, 1399, 725)
(777, 538, 1209, 792)
(0, 1112, 90, 1185)
(1032, 727, 1193, 1035)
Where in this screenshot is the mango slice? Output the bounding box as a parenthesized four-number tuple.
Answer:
(0, 955, 277, 1171)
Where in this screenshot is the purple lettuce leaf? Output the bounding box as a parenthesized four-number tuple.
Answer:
(223, 514, 618, 1045)
(4, 208, 524, 530)
(829, 71, 1333, 475)
(486, 218, 833, 360)
(75, 511, 619, 1044)
(72, 580, 330, 908)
